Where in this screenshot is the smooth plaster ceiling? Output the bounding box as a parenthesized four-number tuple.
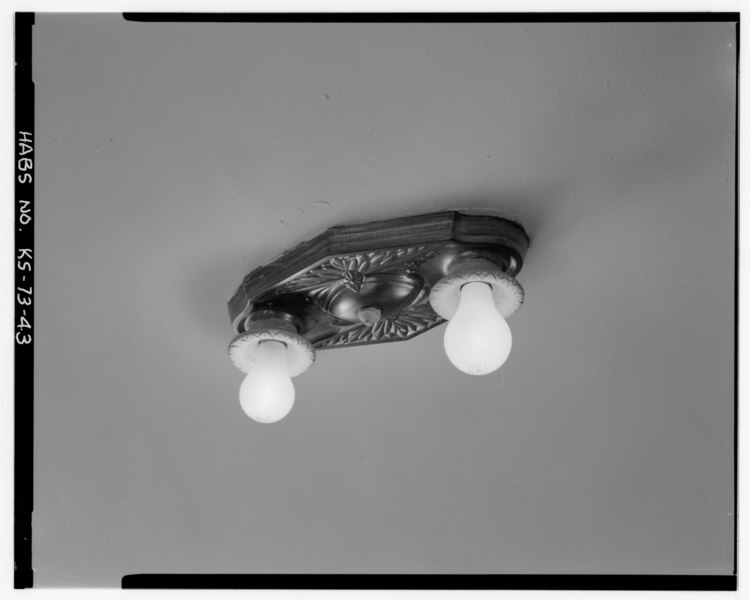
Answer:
(32, 15, 736, 586)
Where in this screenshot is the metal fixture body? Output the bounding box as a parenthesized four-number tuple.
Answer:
(228, 211, 529, 350)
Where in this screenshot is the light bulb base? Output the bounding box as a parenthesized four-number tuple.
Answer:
(429, 259, 524, 320)
(228, 318, 315, 377)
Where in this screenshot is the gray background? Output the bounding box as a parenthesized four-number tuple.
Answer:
(33, 15, 736, 586)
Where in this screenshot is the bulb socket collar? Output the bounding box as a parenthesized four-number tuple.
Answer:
(429, 259, 524, 320)
(228, 318, 315, 377)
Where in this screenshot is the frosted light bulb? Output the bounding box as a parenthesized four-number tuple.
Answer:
(444, 281, 512, 375)
(239, 340, 295, 423)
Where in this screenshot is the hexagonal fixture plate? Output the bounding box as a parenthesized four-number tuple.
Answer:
(228, 211, 529, 350)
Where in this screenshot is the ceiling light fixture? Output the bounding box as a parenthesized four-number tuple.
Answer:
(228, 211, 529, 423)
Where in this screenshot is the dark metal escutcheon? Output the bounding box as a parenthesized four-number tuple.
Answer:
(228, 211, 529, 349)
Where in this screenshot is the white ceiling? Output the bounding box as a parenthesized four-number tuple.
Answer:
(33, 15, 736, 585)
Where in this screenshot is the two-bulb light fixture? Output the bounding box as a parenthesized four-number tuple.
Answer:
(228, 211, 529, 423)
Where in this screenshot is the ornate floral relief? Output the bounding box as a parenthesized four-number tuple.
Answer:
(340, 269, 366, 292)
(327, 245, 432, 274)
(271, 245, 438, 301)
(314, 301, 444, 349)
